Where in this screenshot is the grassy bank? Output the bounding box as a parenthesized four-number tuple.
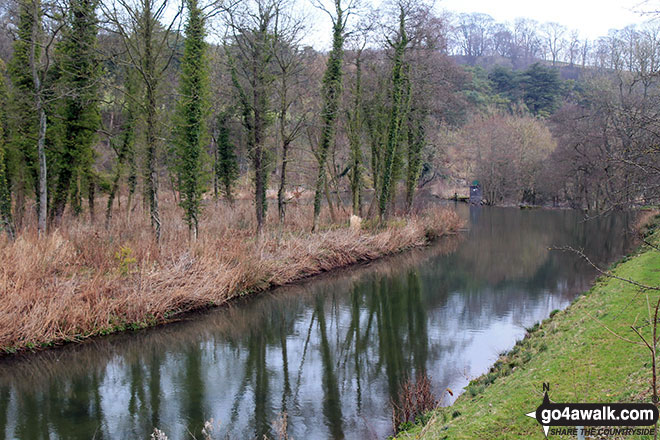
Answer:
(0, 197, 462, 354)
(396, 214, 660, 440)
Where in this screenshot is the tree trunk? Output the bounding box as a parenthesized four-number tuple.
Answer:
(143, 0, 160, 242)
(278, 140, 290, 225)
(30, 7, 47, 236)
(254, 145, 264, 236)
(146, 97, 160, 241)
(88, 177, 95, 223)
(324, 176, 337, 224)
(37, 101, 47, 235)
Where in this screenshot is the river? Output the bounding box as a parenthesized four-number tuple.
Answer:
(0, 205, 637, 439)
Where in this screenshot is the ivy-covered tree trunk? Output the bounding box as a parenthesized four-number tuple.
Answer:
(364, 93, 386, 219)
(348, 50, 363, 217)
(0, 70, 13, 240)
(174, 0, 209, 240)
(379, 7, 408, 221)
(0, 145, 12, 240)
(226, 2, 277, 237)
(214, 112, 238, 204)
(277, 74, 290, 224)
(253, 68, 267, 236)
(405, 109, 425, 213)
(87, 175, 95, 222)
(312, 0, 345, 232)
(8, 0, 41, 232)
(51, 0, 100, 225)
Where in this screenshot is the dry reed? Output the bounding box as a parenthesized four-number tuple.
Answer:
(0, 195, 462, 353)
(391, 373, 439, 433)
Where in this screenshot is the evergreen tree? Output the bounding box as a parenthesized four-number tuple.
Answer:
(312, 0, 347, 231)
(0, 63, 14, 239)
(51, 0, 101, 223)
(214, 112, 238, 204)
(520, 63, 561, 116)
(174, 0, 209, 239)
(7, 0, 41, 229)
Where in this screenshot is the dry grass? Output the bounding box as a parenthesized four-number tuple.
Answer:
(0, 195, 462, 353)
(391, 373, 439, 433)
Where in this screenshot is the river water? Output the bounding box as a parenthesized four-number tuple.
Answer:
(0, 205, 637, 439)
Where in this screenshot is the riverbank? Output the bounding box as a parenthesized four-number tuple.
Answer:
(0, 199, 462, 355)
(395, 213, 660, 440)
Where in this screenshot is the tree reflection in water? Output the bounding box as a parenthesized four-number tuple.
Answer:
(0, 206, 637, 439)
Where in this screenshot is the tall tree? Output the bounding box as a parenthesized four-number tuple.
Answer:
(379, 6, 409, 220)
(347, 46, 364, 216)
(7, 0, 57, 235)
(273, 19, 306, 225)
(102, 0, 182, 242)
(173, 0, 209, 240)
(51, 0, 101, 224)
(213, 111, 238, 204)
(7, 0, 38, 230)
(105, 66, 139, 228)
(542, 22, 566, 66)
(0, 63, 14, 240)
(404, 108, 424, 212)
(312, 0, 348, 231)
(225, 0, 281, 236)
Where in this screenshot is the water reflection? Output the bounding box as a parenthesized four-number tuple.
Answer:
(0, 206, 636, 439)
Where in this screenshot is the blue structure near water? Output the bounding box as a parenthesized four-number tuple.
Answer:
(469, 181, 482, 205)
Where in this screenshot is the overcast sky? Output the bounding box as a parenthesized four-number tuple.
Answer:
(440, 0, 652, 40)
(300, 0, 656, 50)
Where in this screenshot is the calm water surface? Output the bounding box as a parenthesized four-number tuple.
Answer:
(0, 206, 637, 439)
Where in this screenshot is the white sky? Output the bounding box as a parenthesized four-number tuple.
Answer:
(299, 0, 656, 50)
(439, 0, 652, 40)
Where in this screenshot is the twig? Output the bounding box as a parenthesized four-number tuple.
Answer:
(553, 245, 660, 291)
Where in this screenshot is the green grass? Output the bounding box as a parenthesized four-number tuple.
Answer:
(396, 222, 660, 440)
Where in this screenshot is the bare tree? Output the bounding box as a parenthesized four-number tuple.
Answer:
(101, 0, 182, 242)
(224, 0, 286, 236)
(513, 18, 541, 65)
(566, 29, 580, 66)
(542, 21, 566, 66)
(454, 12, 493, 61)
(272, 8, 308, 225)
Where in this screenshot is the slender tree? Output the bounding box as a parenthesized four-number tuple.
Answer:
(311, 0, 348, 231)
(105, 66, 139, 228)
(173, 0, 209, 240)
(379, 6, 409, 220)
(405, 108, 424, 212)
(51, 0, 101, 224)
(7, 0, 42, 232)
(347, 46, 364, 216)
(0, 63, 14, 240)
(363, 68, 388, 218)
(225, 0, 282, 236)
(273, 28, 306, 225)
(102, 0, 182, 242)
(213, 111, 238, 204)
